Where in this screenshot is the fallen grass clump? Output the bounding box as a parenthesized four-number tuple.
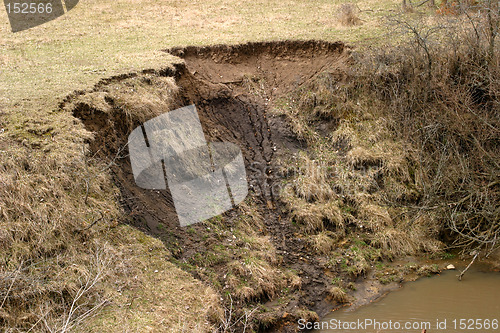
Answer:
(289, 153, 337, 202)
(308, 231, 338, 255)
(220, 205, 301, 306)
(416, 264, 441, 277)
(226, 257, 286, 302)
(228, 203, 294, 303)
(284, 194, 344, 233)
(327, 286, 349, 303)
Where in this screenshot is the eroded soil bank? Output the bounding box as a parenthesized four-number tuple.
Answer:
(62, 40, 463, 332)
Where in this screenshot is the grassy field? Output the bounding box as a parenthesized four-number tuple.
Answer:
(0, 0, 402, 115)
(3, 0, 497, 331)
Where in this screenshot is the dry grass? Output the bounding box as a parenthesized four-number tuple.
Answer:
(77, 227, 221, 333)
(226, 257, 287, 302)
(309, 231, 338, 255)
(0, 0, 400, 120)
(358, 202, 393, 232)
(284, 192, 344, 233)
(276, 58, 353, 141)
(361, 11, 500, 254)
(327, 286, 349, 303)
(1, 0, 497, 330)
(295, 309, 320, 324)
(290, 153, 337, 202)
(278, 40, 456, 257)
(280, 88, 437, 254)
(0, 122, 220, 330)
(0, 53, 212, 332)
(221, 202, 300, 305)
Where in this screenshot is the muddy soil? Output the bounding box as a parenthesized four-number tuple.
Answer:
(69, 40, 355, 332)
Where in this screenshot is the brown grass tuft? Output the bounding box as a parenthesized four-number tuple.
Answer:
(309, 231, 338, 255)
(226, 258, 287, 302)
(328, 286, 349, 303)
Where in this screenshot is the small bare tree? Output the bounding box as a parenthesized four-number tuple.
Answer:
(34, 246, 111, 333)
(217, 295, 258, 333)
(485, 0, 500, 64)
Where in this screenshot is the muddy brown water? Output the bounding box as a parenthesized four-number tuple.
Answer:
(312, 267, 500, 333)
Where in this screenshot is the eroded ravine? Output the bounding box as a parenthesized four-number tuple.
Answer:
(64, 40, 350, 332)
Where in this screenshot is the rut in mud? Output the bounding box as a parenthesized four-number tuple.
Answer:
(66, 40, 350, 331)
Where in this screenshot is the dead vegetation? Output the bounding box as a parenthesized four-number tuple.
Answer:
(372, 5, 500, 259)
(277, 72, 441, 257)
(0, 69, 221, 332)
(327, 286, 349, 303)
(276, 2, 498, 286)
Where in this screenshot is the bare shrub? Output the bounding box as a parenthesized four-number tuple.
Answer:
(361, 11, 500, 257)
(216, 295, 258, 333)
(278, 5, 498, 262)
(337, 4, 361, 26)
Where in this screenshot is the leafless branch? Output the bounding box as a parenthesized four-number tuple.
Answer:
(458, 250, 479, 281)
